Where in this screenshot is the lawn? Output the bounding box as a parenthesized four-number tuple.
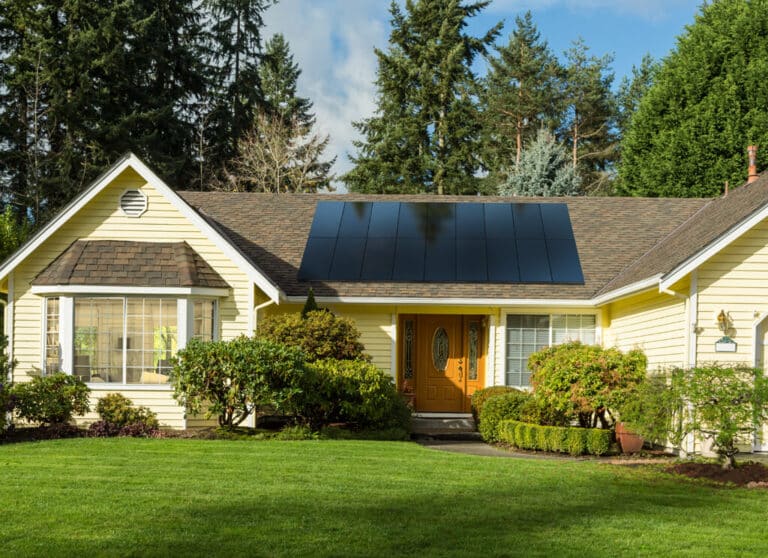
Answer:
(1, 439, 767, 557)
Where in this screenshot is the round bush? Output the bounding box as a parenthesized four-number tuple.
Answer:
(12, 373, 90, 425)
(478, 391, 532, 443)
(96, 393, 159, 432)
(471, 386, 520, 422)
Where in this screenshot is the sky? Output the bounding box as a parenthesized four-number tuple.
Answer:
(264, 0, 704, 188)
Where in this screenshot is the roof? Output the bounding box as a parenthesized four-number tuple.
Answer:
(33, 240, 230, 289)
(177, 192, 716, 301)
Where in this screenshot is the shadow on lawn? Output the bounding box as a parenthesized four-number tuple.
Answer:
(25, 464, 765, 557)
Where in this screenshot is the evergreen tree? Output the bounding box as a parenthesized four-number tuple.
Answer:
(259, 33, 314, 127)
(203, 0, 271, 169)
(619, 1, 768, 197)
(499, 129, 580, 197)
(560, 39, 616, 195)
(344, 0, 501, 195)
(616, 54, 657, 142)
(0, 1, 205, 222)
(481, 12, 562, 185)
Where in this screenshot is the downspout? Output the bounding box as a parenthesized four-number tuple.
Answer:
(253, 299, 277, 333)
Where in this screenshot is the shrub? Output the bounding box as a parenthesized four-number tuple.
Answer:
(302, 359, 411, 431)
(274, 424, 318, 440)
(12, 373, 89, 425)
(470, 386, 520, 422)
(171, 337, 306, 428)
(0, 381, 14, 432)
(566, 428, 587, 456)
(518, 397, 570, 427)
(529, 342, 647, 428)
(96, 393, 159, 430)
(499, 420, 614, 456)
(257, 310, 368, 362)
(91, 393, 159, 437)
(586, 428, 612, 456)
(478, 390, 533, 442)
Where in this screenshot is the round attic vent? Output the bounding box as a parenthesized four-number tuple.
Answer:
(119, 189, 147, 217)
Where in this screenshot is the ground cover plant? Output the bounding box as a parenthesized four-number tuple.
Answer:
(1, 439, 768, 557)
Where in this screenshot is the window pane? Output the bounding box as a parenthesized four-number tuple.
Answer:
(193, 300, 215, 341)
(505, 314, 549, 388)
(127, 298, 177, 384)
(74, 298, 123, 383)
(44, 298, 60, 374)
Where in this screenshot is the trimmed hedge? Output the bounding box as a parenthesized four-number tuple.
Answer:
(498, 419, 614, 456)
(477, 390, 532, 442)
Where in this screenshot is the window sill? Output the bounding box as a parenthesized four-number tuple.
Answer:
(86, 383, 173, 392)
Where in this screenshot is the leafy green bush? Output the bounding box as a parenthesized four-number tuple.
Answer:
(171, 337, 306, 428)
(529, 342, 647, 428)
(566, 428, 587, 456)
(671, 365, 768, 469)
(274, 424, 318, 441)
(586, 428, 612, 456)
(470, 385, 520, 422)
(12, 373, 89, 425)
(547, 427, 568, 452)
(477, 390, 533, 442)
(90, 393, 159, 437)
(257, 310, 368, 362)
(302, 359, 411, 431)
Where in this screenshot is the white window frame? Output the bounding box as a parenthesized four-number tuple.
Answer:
(44, 294, 219, 390)
(500, 311, 599, 389)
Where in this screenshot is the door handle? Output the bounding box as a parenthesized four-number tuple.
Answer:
(458, 359, 463, 382)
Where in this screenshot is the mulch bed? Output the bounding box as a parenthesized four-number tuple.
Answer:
(668, 461, 768, 487)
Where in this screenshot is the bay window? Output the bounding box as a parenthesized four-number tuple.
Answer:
(505, 313, 596, 388)
(45, 295, 217, 385)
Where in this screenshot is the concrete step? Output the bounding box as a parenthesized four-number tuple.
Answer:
(410, 416, 480, 441)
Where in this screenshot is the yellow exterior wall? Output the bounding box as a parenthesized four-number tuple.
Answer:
(603, 290, 686, 371)
(10, 167, 254, 428)
(695, 219, 768, 366)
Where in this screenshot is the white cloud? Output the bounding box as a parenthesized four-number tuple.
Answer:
(264, 1, 388, 189)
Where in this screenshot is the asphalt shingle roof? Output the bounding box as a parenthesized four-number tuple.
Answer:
(177, 191, 731, 300)
(33, 240, 230, 289)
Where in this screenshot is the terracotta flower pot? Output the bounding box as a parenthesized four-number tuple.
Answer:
(616, 422, 644, 454)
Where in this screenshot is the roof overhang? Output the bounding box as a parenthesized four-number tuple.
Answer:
(590, 276, 662, 306)
(659, 199, 768, 291)
(284, 295, 597, 307)
(0, 153, 283, 303)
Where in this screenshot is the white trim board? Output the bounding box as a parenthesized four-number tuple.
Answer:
(31, 285, 230, 297)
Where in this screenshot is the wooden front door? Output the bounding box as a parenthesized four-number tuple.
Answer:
(402, 315, 485, 413)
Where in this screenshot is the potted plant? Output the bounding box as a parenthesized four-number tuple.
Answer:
(611, 387, 646, 454)
(400, 379, 415, 410)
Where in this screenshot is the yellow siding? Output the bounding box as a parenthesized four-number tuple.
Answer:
(604, 290, 686, 371)
(10, 167, 255, 427)
(696, 219, 768, 365)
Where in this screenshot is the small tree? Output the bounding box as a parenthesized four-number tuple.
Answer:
(528, 342, 647, 428)
(301, 289, 319, 317)
(674, 365, 768, 469)
(257, 310, 368, 362)
(170, 337, 306, 428)
(498, 129, 581, 196)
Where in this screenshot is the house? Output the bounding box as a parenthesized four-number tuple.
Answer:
(2, 153, 768, 452)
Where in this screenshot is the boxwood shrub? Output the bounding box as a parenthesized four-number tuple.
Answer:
(498, 419, 614, 456)
(470, 386, 520, 422)
(477, 390, 532, 442)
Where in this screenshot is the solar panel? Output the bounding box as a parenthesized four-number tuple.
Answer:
(297, 201, 583, 284)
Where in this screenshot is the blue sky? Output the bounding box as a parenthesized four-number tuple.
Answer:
(264, 0, 704, 185)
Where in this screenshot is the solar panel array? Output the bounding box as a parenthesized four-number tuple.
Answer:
(297, 201, 584, 284)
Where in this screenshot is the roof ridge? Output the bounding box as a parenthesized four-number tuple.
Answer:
(594, 196, 715, 297)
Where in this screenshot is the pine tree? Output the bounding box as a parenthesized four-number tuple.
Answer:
(619, 1, 768, 197)
(343, 0, 501, 195)
(499, 129, 580, 197)
(560, 39, 617, 195)
(259, 33, 314, 127)
(203, 0, 271, 170)
(0, 0, 205, 222)
(481, 12, 562, 185)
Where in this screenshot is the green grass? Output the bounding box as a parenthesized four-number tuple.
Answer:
(1, 439, 767, 557)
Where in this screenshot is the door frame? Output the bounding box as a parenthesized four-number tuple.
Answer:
(397, 314, 487, 413)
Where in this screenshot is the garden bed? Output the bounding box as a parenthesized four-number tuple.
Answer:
(668, 461, 768, 487)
